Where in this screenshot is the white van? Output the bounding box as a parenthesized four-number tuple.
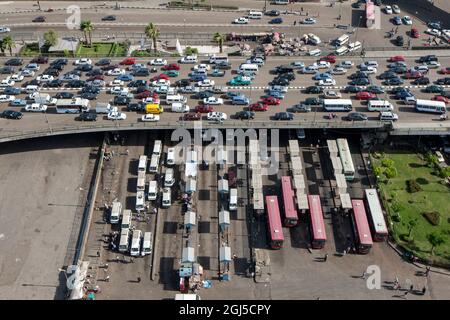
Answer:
(110, 201, 122, 224)
(335, 34, 350, 46)
(308, 33, 321, 45)
(138, 155, 147, 172)
(137, 171, 146, 192)
(209, 54, 229, 64)
(229, 188, 238, 211)
(308, 48, 322, 56)
(153, 140, 162, 157)
(149, 154, 160, 173)
(162, 187, 171, 208)
(180, 55, 198, 64)
(367, 100, 394, 112)
(136, 190, 146, 212)
(25, 85, 39, 94)
(166, 147, 175, 166)
(148, 180, 158, 201)
(130, 229, 142, 256)
(121, 209, 132, 230)
(238, 63, 259, 73)
(379, 111, 399, 121)
(164, 168, 175, 187)
(335, 46, 349, 56)
(166, 94, 187, 105)
(348, 41, 362, 52)
(248, 10, 263, 19)
(141, 232, 153, 256)
(119, 229, 130, 253)
(171, 102, 190, 113)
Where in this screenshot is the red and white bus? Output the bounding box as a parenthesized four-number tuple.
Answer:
(351, 200, 373, 254)
(364, 189, 388, 241)
(281, 176, 298, 227)
(307, 195, 327, 249)
(265, 196, 284, 249)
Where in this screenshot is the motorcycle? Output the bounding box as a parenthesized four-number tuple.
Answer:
(440, 114, 448, 121)
(327, 113, 337, 119)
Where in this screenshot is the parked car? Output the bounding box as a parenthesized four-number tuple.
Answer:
(0, 109, 22, 119)
(77, 112, 97, 121)
(235, 110, 255, 120)
(355, 92, 376, 100)
(273, 112, 293, 121)
(345, 112, 368, 121)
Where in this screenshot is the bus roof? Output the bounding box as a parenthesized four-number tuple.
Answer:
(323, 99, 353, 106)
(415, 99, 446, 108)
(308, 195, 327, 241)
(288, 140, 300, 157)
(364, 189, 388, 235)
(281, 176, 298, 221)
(265, 196, 284, 242)
(336, 138, 355, 174)
(352, 200, 373, 245)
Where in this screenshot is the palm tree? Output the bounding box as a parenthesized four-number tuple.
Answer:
(2, 36, 15, 56)
(80, 21, 88, 45)
(80, 20, 94, 46)
(213, 32, 225, 53)
(145, 23, 160, 53)
(43, 29, 58, 47)
(427, 231, 445, 256)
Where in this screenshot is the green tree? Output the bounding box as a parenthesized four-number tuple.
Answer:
(381, 158, 394, 168)
(145, 23, 160, 53)
(43, 29, 58, 47)
(427, 231, 446, 255)
(408, 219, 418, 238)
(80, 20, 94, 46)
(384, 167, 397, 179)
(373, 165, 382, 178)
(213, 32, 225, 54)
(2, 35, 15, 56)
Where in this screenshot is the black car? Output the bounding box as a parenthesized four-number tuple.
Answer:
(66, 80, 85, 88)
(441, 91, 450, 98)
(44, 79, 63, 88)
(128, 80, 147, 88)
(424, 85, 444, 93)
(274, 66, 294, 74)
(350, 78, 370, 86)
(113, 96, 130, 105)
(393, 66, 407, 74)
(274, 112, 293, 121)
(427, 21, 442, 30)
(31, 56, 48, 64)
(1, 110, 22, 119)
(96, 58, 111, 66)
(51, 58, 68, 66)
(304, 97, 323, 105)
(5, 58, 23, 66)
(305, 86, 323, 94)
(395, 36, 404, 46)
(102, 15, 117, 21)
(133, 68, 150, 76)
(75, 64, 93, 72)
(436, 77, 450, 85)
(86, 69, 103, 76)
(413, 77, 430, 85)
(22, 79, 39, 87)
(3, 87, 21, 95)
(193, 91, 214, 99)
(80, 92, 98, 100)
(32, 16, 46, 22)
(215, 62, 232, 70)
(101, 64, 119, 71)
(265, 10, 280, 16)
(235, 110, 255, 120)
(48, 63, 65, 71)
(391, 86, 410, 94)
(81, 86, 100, 94)
(65, 70, 82, 77)
(269, 18, 283, 24)
(345, 112, 368, 121)
(276, 72, 295, 81)
(175, 79, 191, 87)
(43, 68, 60, 76)
(378, 71, 396, 79)
(55, 92, 74, 99)
(0, 66, 14, 74)
(77, 112, 97, 121)
(366, 86, 385, 94)
(417, 55, 438, 63)
(373, 0, 382, 5)
(271, 77, 290, 86)
(344, 85, 363, 93)
(290, 103, 311, 113)
(349, 71, 369, 79)
(127, 102, 146, 112)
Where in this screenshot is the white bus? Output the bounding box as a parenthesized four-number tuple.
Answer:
(148, 154, 160, 173)
(364, 189, 388, 242)
(288, 140, 300, 158)
(138, 155, 147, 172)
(336, 138, 355, 181)
(137, 171, 146, 192)
(136, 190, 146, 212)
(335, 34, 350, 46)
(323, 99, 353, 112)
(367, 100, 394, 112)
(335, 46, 349, 56)
(56, 98, 90, 113)
(415, 99, 447, 114)
(209, 54, 229, 64)
(348, 41, 362, 52)
(153, 140, 162, 156)
(238, 63, 259, 73)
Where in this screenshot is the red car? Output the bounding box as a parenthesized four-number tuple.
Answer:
(151, 73, 170, 81)
(355, 91, 376, 100)
(87, 75, 105, 81)
(404, 71, 423, 79)
(31, 56, 48, 64)
(410, 28, 420, 38)
(439, 67, 450, 75)
(433, 95, 449, 103)
(162, 63, 180, 71)
(120, 57, 136, 65)
(389, 55, 405, 62)
(261, 97, 280, 105)
(134, 91, 152, 99)
(195, 105, 213, 113)
(249, 102, 269, 111)
(320, 55, 336, 63)
(183, 113, 201, 121)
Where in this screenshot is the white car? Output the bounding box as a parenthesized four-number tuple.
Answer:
(24, 103, 47, 112)
(20, 69, 35, 77)
(207, 111, 227, 121)
(308, 49, 322, 56)
(339, 60, 354, 68)
(403, 16, 412, 25)
(331, 67, 347, 75)
(384, 6, 393, 14)
(149, 58, 167, 66)
(107, 111, 127, 120)
(425, 61, 441, 69)
(291, 61, 305, 69)
(108, 79, 124, 87)
(141, 114, 160, 122)
(318, 78, 336, 86)
(234, 17, 248, 24)
(194, 64, 211, 72)
(24, 63, 40, 71)
(142, 97, 160, 104)
(302, 65, 319, 74)
(152, 79, 170, 87)
(107, 68, 125, 76)
(360, 61, 379, 68)
(268, 85, 288, 93)
(323, 90, 342, 98)
(315, 61, 331, 69)
(180, 55, 198, 64)
(0, 79, 14, 87)
(74, 58, 92, 65)
(380, 111, 399, 121)
(60, 74, 80, 82)
(0, 26, 10, 33)
(425, 28, 441, 37)
(36, 74, 54, 83)
(109, 86, 128, 95)
(87, 79, 106, 87)
(197, 79, 215, 87)
(392, 5, 400, 14)
(203, 97, 223, 105)
(0, 95, 15, 102)
(364, 66, 378, 74)
(9, 74, 24, 82)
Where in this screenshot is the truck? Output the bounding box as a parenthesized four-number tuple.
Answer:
(31, 93, 57, 105)
(95, 102, 115, 114)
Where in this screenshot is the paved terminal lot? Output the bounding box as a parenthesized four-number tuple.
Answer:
(0, 134, 101, 299)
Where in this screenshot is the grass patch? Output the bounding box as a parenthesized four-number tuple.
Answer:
(372, 148, 450, 266)
(19, 43, 45, 56)
(76, 42, 127, 57)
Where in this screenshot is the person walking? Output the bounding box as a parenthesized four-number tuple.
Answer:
(105, 275, 110, 282)
(323, 254, 328, 262)
(422, 286, 426, 295)
(425, 266, 431, 277)
(137, 277, 141, 283)
(294, 20, 297, 26)
(361, 271, 367, 279)
(403, 291, 408, 299)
